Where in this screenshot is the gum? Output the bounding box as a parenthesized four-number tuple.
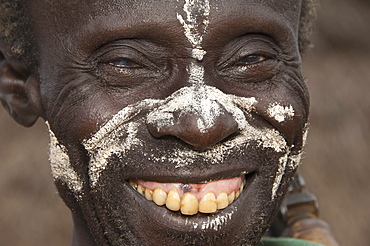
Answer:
(133, 176, 243, 201)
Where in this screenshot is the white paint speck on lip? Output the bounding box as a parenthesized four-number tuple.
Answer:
(184, 210, 234, 231)
(200, 210, 235, 231)
(46, 121, 83, 195)
(267, 103, 295, 122)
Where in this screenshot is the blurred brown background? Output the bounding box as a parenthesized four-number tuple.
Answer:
(1, 0, 369, 245)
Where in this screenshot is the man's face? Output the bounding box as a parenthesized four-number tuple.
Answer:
(28, 0, 308, 245)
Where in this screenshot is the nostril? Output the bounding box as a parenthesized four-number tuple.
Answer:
(218, 132, 240, 145)
(147, 121, 173, 138)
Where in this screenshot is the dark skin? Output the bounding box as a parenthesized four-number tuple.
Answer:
(0, 0, 314, 245)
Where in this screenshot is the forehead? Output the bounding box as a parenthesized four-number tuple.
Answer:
(27, 0, 302, 51)
(29, 0, 301, 19)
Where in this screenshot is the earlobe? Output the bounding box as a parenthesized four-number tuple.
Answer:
(0, 46, 44, 127)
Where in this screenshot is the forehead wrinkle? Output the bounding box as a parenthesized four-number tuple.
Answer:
(202, 1, 300, 53)
(30, 1, 182, 57)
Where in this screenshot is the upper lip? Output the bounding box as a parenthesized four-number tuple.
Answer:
(126, 167, 257, 184)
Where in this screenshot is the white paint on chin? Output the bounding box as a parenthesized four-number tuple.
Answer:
(46, 121, 83, 195)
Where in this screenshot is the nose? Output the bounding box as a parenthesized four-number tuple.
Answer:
(146, 88, 239, 150)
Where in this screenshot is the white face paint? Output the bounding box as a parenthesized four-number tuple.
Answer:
(176, 0, 210, 61)
(46, 121, 83, 195)
(271, 125, 309, 199)
(177, 0, 210, 94)
(83, 100, 162, 187)
(287, 124, 309, 170)
(47, 87, 302, 202)
(82, 84, 290, 190)
(272, 153, 289, 199)
(200, 210, 235, 231)
(267, 102, 295, 122)
(187, 62, 205, 85)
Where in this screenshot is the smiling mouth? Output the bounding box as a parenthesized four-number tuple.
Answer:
(128, 172, 255, 215)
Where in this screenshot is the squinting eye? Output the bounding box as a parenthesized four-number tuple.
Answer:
(108, 58, 142, 68)
(237, 55, 267, 66)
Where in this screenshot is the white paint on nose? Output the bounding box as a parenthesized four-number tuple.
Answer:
(146, 85, 256, 135)
(187, 62, 205, 85)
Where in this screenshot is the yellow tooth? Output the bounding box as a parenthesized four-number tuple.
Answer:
(153, 187, 167, 206)
(216, 192, 229, 210)
(199, 192, 217, 213)
(145, 188, 153, 201)
(137, 184, 145, 196)
(181, 193, 198, 215)
(239, 183, 244, 193)
(228, 191, 235, 204)
(166, 189, 180, 211)
(235, 190, 240, 199)
(129, 180, 138, 189)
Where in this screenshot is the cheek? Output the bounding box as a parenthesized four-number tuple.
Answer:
(253, 77, 308, 147)
(42, 75, 172, 146)
(45, 87, 123, 144)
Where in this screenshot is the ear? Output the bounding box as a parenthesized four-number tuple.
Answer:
(0, 39, 44, 127)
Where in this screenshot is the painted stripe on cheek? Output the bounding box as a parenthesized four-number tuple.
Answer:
(46, 121, 83, 195)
